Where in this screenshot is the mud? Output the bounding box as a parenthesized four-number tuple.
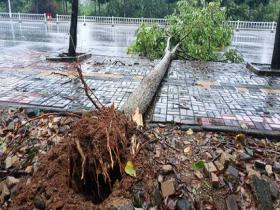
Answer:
(9, 107, 156, 210)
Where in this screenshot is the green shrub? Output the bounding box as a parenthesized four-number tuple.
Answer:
(222, 49, 244, 63)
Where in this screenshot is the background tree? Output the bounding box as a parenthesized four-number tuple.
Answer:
(0, 0, 279, 21)
(271, 13, 280, 69)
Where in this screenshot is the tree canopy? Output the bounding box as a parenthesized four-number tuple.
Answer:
(0, 0, 71, 14)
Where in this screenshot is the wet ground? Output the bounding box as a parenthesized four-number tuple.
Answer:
(231, 30, 275, 64)
(0, 21, 276, 63)
(0, 53, 280, 132)
(147, 61, 280, 131)
(0, 21, 279, 132)
(0, 21, 137, 57)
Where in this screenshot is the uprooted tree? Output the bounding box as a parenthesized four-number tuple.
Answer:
(63, 0, 243, 204)
(122, 37, 179, 115)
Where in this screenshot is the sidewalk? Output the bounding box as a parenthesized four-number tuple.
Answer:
(0, 50, 280, 132)
(147, 60, 280, 132)
(0, 49, 153, 111)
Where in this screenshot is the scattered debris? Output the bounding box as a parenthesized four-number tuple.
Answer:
(226, 194, 239, 210)
(251, 175, 274, 210)
(255, 160, 266, 170)
(162, 164, 173, 174)
(266, 165, 273, 176)
(226, 165, 239, 179)
(176, 196, 191, 210)
(205, 162, 218, 174)
(161, 179, 176, 197)
(0, 108, 279, 209)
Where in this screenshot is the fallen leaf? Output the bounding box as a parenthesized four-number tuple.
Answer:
(0, 138, 7, 153)
(235, 133, 245, 142)
(183, 146, 192, 155)
(132, 107, 143, 127)
(186, 128, 193, 136)
(193, 160, 205, 171)
(125, 161, 136, 177)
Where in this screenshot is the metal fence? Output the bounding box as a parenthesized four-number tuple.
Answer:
(0, 12, 46, 22)
(0, 12, 277, 31)
(56, 14, 168, 25)
(226, 20, 277, 31)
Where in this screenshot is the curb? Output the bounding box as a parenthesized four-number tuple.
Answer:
(147, 122, 280, 140)
(246, 62, 280, 76)
(1, 103, 280, 140)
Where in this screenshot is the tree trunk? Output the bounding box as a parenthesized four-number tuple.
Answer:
(123, 0, 126, 17)
(68, 0, 78, 57)
(64, 0, 67, 14)
(121, 38, 179, 115)
(66, 1, 68, 14)
(272, 13, 280, 70)
(94, 0, 97, 15)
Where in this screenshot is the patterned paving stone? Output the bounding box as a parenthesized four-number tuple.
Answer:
(1, 51, 280, 132)
(148, 61, 280, 131)
(0, 55, 148, 111)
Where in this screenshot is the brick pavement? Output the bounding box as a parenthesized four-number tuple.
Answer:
(147, 61, 280, 131)
(0, 51, 280, 131)
(0, 51, 154, 111)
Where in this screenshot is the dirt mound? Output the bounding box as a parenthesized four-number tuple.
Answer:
(9, 107, 156, 210)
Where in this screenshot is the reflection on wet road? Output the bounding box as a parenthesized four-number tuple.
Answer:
(0, 21, 137, 57)
(231, 30, 275, 64)
(0, 21, 276, 63)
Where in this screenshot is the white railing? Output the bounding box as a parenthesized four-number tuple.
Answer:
(56, 14, 168, 25)
(0, 12, 277, 30)
(0, 12, 46, 22)
(226, 20, 277, 31)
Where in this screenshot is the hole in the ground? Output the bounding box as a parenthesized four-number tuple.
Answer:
(69, 154, 122, 204)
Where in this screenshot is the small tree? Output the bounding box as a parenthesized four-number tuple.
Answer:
(272, 13, 280, 69)
(68, 0, 78, 56)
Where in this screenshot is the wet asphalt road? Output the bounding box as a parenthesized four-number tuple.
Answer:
(0, 21, 276, 64)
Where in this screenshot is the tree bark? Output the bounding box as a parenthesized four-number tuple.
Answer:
(68, 0, 78, 57)
(66, 1, 68, 14)
(121, 38, 179, 115)
(123, 0, 126, 17)
(272, 13, 280, 70)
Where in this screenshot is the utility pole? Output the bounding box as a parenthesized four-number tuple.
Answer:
(8, 0, 12, 18)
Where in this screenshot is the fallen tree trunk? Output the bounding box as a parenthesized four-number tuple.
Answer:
(121, 37, 179, 115)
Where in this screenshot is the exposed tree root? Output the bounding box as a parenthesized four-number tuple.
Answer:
(73, 63, 104, 109)
(69, 105, 136, 204)
(74, 139, 86, 180)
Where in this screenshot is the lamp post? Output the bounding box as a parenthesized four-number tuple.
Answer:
(8, 0, 12, 18)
